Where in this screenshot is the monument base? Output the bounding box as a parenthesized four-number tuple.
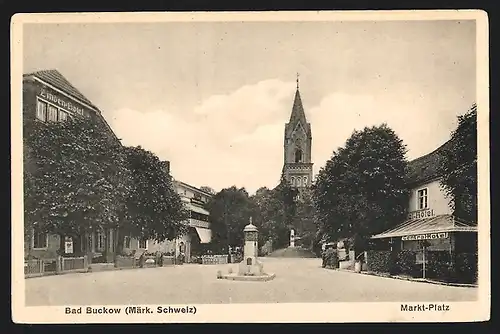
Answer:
(221, 272, 276, 282)
(219, 258, 276, 282)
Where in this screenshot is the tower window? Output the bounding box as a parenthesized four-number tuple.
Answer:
(291, 177, 295, 186)
(295, 148, 302, 163)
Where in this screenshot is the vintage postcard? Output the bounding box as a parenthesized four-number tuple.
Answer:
(11, 10, 490, 323)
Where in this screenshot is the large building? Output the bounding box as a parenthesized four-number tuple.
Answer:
(23, 69, 214, 264)
(23, 69, 123, 261)
(371, 141, 478, 255)
(126, 180, 213, 263)
(282, 77, 313, 190)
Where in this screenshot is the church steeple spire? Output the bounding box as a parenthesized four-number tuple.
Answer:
(289, 76, 308, 129)
(282, 75, 313, 191)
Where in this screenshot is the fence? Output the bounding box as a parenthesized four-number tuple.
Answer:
(365, 250, 478, 284)
(201, 255, 228, 265)
(115, 255, 176, 269)
(24, 256, 89, 278)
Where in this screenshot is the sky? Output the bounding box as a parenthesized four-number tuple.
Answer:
(23, 19, 476, 195)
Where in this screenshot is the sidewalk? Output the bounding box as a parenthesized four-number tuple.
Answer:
(336, 268, 478, 288)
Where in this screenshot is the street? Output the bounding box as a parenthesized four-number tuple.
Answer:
(25, 258, 477, 306)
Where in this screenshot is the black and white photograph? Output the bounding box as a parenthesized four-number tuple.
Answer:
(11, 11, 490, 323)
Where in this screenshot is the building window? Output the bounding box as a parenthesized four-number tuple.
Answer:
(124, 236, 131, 248)
(36, 100, 47, 121)
(303, 176, 307, 186)
(139, 238, 147, 249)
(191, 211, 209, 222)
(47, 105, 58, 122)
(417, 188, 428, 210)
(33, 229, 48, 249)
(96, 231, 105, 251)
(295, 148, 303, 163)
(291, 177, 295, 186)
(59, 109, 68, 122)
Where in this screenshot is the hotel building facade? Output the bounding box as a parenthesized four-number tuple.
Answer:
(23, 69, 123, 261)
(371, 141, 478, 256)
(124, 180, 213, 263)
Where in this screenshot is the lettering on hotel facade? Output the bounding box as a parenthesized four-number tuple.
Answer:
(39, 87, 86, 116)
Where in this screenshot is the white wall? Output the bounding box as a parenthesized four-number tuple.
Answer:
(408, 179, 452, 215)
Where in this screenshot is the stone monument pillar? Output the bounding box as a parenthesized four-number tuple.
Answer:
(289, 228, 295, 248)
(238, 217, 264, 276)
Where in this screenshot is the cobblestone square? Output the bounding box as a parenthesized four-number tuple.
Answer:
(25, 258, 477, 306)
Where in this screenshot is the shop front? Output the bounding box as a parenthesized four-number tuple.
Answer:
(371, 211, 477, 252)
(368, 210, 478, 283)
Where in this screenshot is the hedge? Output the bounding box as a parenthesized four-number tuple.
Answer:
(366, 250, 477, 284)
(322, 248, 339, 269)
(395, 250, 419, 277)
(454, 252, 478, 284)
(366, 250, 392, 273)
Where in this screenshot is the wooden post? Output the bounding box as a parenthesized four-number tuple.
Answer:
(40, 259, 44, 275)
(422, 244, 426, 279)
(56, 255, 62, 273)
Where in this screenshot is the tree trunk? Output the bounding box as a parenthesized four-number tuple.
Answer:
(114, 227, 122, 262)
(59, 233, 65, 256)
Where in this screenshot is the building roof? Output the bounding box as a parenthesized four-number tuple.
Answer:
(24, 69, 122, 143)
(285, 88, 312, 139)
(371, 214, 477, 239)
(174, 180, 214, 198)
(23, 69, 99, 110)
(405, 140, 452, 186)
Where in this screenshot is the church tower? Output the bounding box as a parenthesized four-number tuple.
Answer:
(282, 74, 313, 190)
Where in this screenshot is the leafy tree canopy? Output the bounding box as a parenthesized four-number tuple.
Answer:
(24, 117, 188, 253)
(200, 186, 216, 195)
(206, 186, 253, 252)
(438, 104, 477, 223)
(24, 117, 131, 238)
(312, 124, 409, 247)
(122, 146, 189, 243)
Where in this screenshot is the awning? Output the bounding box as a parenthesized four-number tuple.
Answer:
(189, 204, 209, 216)
(371, 214, 477, 239)
(194, 227, 212, 244)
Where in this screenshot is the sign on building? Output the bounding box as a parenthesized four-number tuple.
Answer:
(64, 236, 74, 254)
(401, 232, 449, 241)
(407, 209, 435, 220)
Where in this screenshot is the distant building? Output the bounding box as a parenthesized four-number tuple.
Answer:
(125, 180, 213, 262)
(23, 69, 122, 262)
(282, 77, 313, 191)
(371, 141, 478, 255)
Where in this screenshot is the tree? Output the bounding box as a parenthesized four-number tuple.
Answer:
(206, 187, 253, 253)
(250, 187, 274, 249)
(438, 104, 477, 223)
(121, 146, 189, 251)
(200, 186, 216, 195)
(269, 175, 299, 249)
(312, 124, 409, 250)
(249, 177, 299, 250)
(23, 117, 131, 256)
(293, 189, 317, 249)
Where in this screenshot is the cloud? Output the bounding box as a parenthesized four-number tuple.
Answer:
(309, 91, 459, 170)
(106, 79, 296, 195)
(105, 80, 459, 195)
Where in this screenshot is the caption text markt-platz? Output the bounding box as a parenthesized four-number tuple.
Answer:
(65, 306, 197, 315)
